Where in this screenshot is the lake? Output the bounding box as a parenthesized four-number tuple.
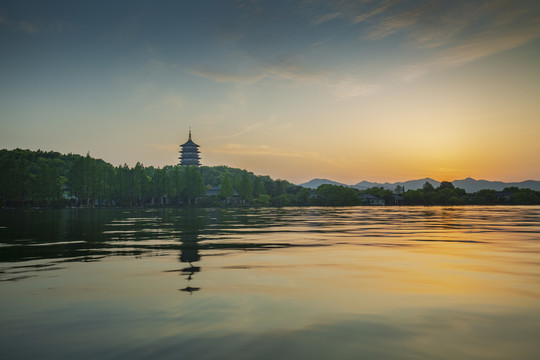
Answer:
(1, 206, 540, 359)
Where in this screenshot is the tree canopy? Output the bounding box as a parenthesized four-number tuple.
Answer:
(1, 148, 539, 207)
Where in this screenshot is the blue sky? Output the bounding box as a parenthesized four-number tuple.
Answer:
(1, 0, 540, 183)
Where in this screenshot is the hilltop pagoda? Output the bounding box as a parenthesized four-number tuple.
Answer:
(179, 129, 201, 166)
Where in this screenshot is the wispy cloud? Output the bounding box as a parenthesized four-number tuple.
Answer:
(128, 83, 184, 112)
(362, 5, 427, 40)
(352, 0, 399, 24)
(192, 1, 540, 98)
(189, 54, 330, 86)
(325, 0, 540, 80)
(143, 91, 183, 112)
(145, 143, 178, 152)
(311, 11, 342, 26)
(17, 20, 38, 33)
(329, 79, 380, 99)
(190, 65, 267, 84)
(317, 0, 540, 52)
(206, 117, 275, 140)
(207, 143, 354, 171)
(236, 0, 265, 16)
(434, 27, 540, 68)
(399, 18, 540, 81)
(190, 57, 377, 99)
(0, 11, 70, 34)
(0, 16, 40, 33)
(267, 60, 330, 83)
(208, 143, 319, 159)
(308, 0, 399, 26)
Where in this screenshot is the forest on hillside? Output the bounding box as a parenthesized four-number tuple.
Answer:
(1, 149, 539, 207)
(0, 149, 303, 207)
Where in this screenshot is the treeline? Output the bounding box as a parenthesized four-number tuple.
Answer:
(402, 181, 540, 205)
(310, 181, 540, 206)
(1, 149, 539, 207)
(0, 149, 303, 207)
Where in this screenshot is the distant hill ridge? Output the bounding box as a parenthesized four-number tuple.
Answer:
(299, 177, 540, 193)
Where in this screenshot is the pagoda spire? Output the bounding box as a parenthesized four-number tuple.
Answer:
(189, 127, 192, 141)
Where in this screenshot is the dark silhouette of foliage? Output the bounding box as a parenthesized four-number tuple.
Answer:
(315, 184, 360, 206)
(1, 148, 539, 207)
(238, 170, 253, 201)
(181, 166, 205, 204)
(218, 172, 234, 199)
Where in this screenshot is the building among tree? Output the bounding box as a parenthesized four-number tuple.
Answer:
(179, 129, 201, 166)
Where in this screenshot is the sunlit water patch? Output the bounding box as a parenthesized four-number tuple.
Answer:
(1, 206, 539, 359)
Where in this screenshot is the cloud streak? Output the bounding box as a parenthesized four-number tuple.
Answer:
(0, 11, 69, 34)
(190, 65, 267, 85)
(190, 59, 376, 99)
(399, 18, 540, 81)
(208, 143, 322, 159)
(313, 0, 540, 66)
(194, 0, 540, 99)
(206, 117, 276, 140)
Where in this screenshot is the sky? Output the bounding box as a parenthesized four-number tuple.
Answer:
(1, 0, 539, 184)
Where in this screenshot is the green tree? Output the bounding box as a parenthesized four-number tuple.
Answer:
(473, 189, 497, 205)
(219, 172, 234, 199)
(403, 189, 424, 205)
(33, 158, 51, 203)
(292, 187, 311, 206)
(68, 156, 87, 205)
(422, 181, 435, 192)
(438, 181, 454, 190)
(151, 167, 174, 205)
(316, 184, 360, 206)
(133, 162, 148, 205)
(171, 166, 183, 204)
(238, 170, 253, 202)
(253, 176, 267, 197)
(254, 194, 271, 206)
(182, 166, 205, 204)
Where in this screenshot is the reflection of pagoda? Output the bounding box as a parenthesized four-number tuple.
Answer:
(177, 208, 206, 294)
(178, 128, 201, 166)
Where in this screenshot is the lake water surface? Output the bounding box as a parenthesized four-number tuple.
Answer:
(1, 206, 540, 359)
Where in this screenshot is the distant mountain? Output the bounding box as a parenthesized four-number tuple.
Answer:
(299, 177, 440, 191)
(299, 178, 348, 189)
(299, 177, 540, 193)
(452, 178, 540, 192)
(351, 178, 440, 191)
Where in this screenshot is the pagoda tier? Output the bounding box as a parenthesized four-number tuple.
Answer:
(179, 129, 201, 166)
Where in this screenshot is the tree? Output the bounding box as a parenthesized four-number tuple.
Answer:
(238, 170, 253, 202)
(68, 156, 87, 205)
(438, 181, 454, 190)
(254, 194, 270, 206)
(293, 187, 311, 206)
(182, 166, 205, 204)
(171, 166, 183, 204)
(316, 184, 360, 206)
(422, 181, 435, 192)
(219, 172, 234, 199)
(365, 187, 394, 205)
(253, 176, 267, 197)
(133, 162, 148, 205)
(151, 167, 173, 204)
(473, 189, 497, 205)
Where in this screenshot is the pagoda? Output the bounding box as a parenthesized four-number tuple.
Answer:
(179, 128, 201, 166)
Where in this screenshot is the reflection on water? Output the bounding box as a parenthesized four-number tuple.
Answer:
(1, 206, 540, 359)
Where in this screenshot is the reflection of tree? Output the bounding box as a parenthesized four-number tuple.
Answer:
(176, 208, 206, 294)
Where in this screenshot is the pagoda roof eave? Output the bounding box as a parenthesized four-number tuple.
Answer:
(181, 139, 199, 147)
